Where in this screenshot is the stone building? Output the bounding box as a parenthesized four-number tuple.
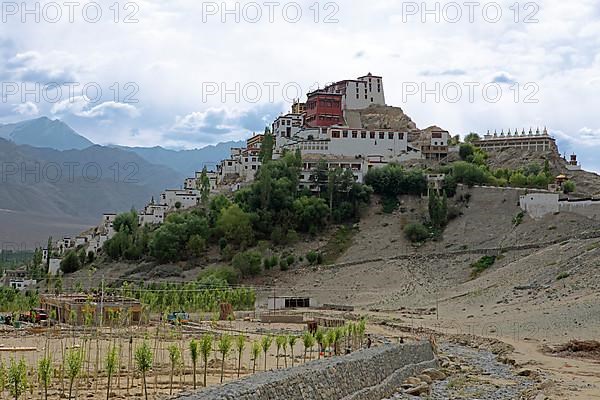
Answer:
(473, 127, 556, 152)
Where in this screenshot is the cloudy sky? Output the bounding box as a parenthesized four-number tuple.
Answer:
(0, 0, 599, 171)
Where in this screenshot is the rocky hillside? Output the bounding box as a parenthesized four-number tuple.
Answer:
(356, 105, 419, 132)
(484, 147, 600, 196)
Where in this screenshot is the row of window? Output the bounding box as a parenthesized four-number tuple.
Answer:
(303, 163, 362, 170)
(331, 130, 405, 140)
(307, 99, 341, 109)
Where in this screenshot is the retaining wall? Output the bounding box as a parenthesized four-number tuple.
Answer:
(175, 341, 437, 400)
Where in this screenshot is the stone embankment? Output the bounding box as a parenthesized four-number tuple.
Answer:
(174, 341, 438, 400)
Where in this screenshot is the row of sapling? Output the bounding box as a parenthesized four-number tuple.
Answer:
(0, 319, 368, 399)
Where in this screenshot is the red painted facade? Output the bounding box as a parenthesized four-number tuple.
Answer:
(304, 91, 344, 127)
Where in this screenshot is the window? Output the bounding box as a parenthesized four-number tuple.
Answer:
(332, 130, 340, 138)
(399, 132, 404, 140)
(352, 131, 358, 138)
(388, 132, 393, 140)
(361, 131, 366, 139)
(342, 130, 348, 138)
(371, 97, 374, 102)
(379, 132, 385, 139)
(370, 132, 375, 139)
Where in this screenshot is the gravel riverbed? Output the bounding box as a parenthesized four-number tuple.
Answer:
(383, 343, 535, 399)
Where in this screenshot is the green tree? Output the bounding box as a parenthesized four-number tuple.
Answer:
(428, 191, 448, 230)
(7, 357, 27, 400)
(235, 335, 246, 378)
(250, 341, 261, 373)
(0, 359, 6, 395)
(217, 335, 233, 383)
(463, 132, 480, 143)
(310, 160, 329, 197)
(167, 344, 181, 395)
(197, 166, 211, 205)
(302, 332, 315, 362)
(563, 180, 576, 193)
(287, 335, 297, 367)
(60, 251, 81, 274)
(258, 128, 274, 163)
(275, 335, 286, 369)
(231, 250, 262, 277)
(46, 236, 53, 273)
(66, 348, 83, 400)
(38, 355, 52, 400)
(260, 336, 273, 371)
(189, 339, 199, 390)
(186, 234, 206, 258)
(293, 196, 329, 232)
(217, 205, 254, 248)
(509, 172, 528, 187)
(200, 334, 213, 387)
(459, 143, 475, 160)
(105, 344, 118, 400)
(134, 341, 153, 400)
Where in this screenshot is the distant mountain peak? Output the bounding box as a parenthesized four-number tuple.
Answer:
(0, 116, 94, 151)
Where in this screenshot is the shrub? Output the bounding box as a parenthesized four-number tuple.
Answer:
(306, 251, 318, 265)
(381, 195, 398, 214)
(471, 256, 496, 276)
(232, 250, 262, 277)
(512, 211, 525, 226)
(263, 255, 278, 270)
(286, 254, 295, 265)
(563, 181, 576, 194)
(197, 266, 240, 285)
(279, 258, 288, 271)
(60, 251, 80, 274)
(556, 272, 570, 280)
(404, 223, 429, 242)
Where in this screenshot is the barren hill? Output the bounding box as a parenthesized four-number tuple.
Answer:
(273, 185, 600, 343)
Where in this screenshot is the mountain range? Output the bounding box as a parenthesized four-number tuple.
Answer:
(0, 117, 245, 247)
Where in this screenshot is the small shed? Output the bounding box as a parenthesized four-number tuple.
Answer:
(267, 296, 316, 311)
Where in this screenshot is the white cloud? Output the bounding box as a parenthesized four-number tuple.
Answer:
(12, 102, 39, 116)
(51, 96, 139, 119)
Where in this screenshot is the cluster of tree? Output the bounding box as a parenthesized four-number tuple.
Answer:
(364, 164, 427, 197)
(103, 210, 153, 262)
(0, 286, 39, 312)
(459, 142, 488, 165)
(109, 279, 256, 314)
(60, 247, 95, 274)
(442, 160, 556, 194)
(428, 191, 448, 230)
(102, 148, 371, 268)
(0, 250, 34, 277)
